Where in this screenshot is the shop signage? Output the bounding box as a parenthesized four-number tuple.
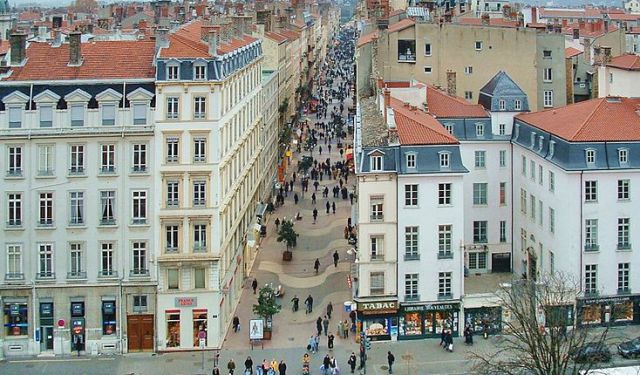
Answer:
(358, 301, 398, 314)
(175, 297, 197, 307)
(10, 304, 20, 316)
(402, 303, 460, 312)
(583, 296, 634, 305)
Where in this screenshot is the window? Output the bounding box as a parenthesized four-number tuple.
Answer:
(102, 301, 116, 335)
(194, 224, 207, 251)
(168, 269, 179, 290)
(102, 104, 116, 126)
(543, 50, 552, 58)
(538, 165, 543, 185)
(370, 198, 383, 221)
(193, 181, 206, 207)
(499, 99, 506, 111)
(370, 236, 384, 260)
(370, 272, 385, 295)
(70, 104, 84, 126)
(404, 226, 419, 260)
(424, 66, 432, 74)
(167, 181, 179, 207)
(194, 96, 206, 119)
(585, 264, 597, 295)
(7, 193, 21, 227)
(464, 91, 473, 100)
(133, 295, 148, 312)
(530, 194, 536, 220)
(520, 188, 527, 215)
(585, 149, 596, 165)
(474, 151, 486, 168)
(397, 39, 416, 61)
(618, 218, 631, 249)
(499, 150, 507, 167)
(549, 251, 555, 274)
(475, 40, 483, 50)
(521, 155, 527, 175)
(37, 144, 54, 176)
(132, 143, 147, 172)
(404, 184, 418, 206)
(618, 263, 630, 293)
(7, 146, 22, 176)
(438, 225, 452, 258)
(475, 123, 484, 137)
(6, 244, 22, 278)
(543, 68, 552, 82)
(499, 123, 506, 135)
(549, 207, 555, 234)
(39, 105, 53, 127)
(133, 103, 147, 125)
(38, 192, 53, 226)
(584, 180, 597, 202)
(499, 182, 506, 205)
(370, 155, 382, 171)
(131, 242, 148, 276)
(69, 191, 84, 225)
(100, 242, 115, 277)
(132, 191, 147, 224)
(618, 179, 630, 200)
(549, 171, 555, 192)
(584, 219, 599, 251)
(473, 221, 487, 243)
(464, 66, 473, 75)
(439, 152, 450, 168)
(168, 65, 179, 80)
(406, 153, 416, 168)
(543, 90, 553, 108)
(69, 243, 85, 278)
(473, 183, 487, 205)
(194, 64, 206, 80)
(405, 274, 419, 300)
(619, 149, 629, 165)
(38, 243, 54, 278)
(194, 137, 206, 162)
(3, 302, 28, 336)
(438, 272, 452, 298)
(166, 225, 179, 252)
(69, 144, 85, 175)
(538, 199, 543, 226)
(499, 221, 507, 243)
(166, 97, 179, 119)
(530, 160, 535, 180)
(166, 137, 179, 163)
(469, 252, 487, 270)
(514, 100, 522, 111)
(100, 144, 116, 173)
(194, 268, 206, 289)
(438, 183, 451, 205)
(424, 43, 432, 56)
(444, 123, 453, 134)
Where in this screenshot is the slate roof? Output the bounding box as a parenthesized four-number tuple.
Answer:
(607, 54, 640, 71)
(516, 97, 640, 142)
(391, 97, 459, 145)
(480, 71, 526, 98)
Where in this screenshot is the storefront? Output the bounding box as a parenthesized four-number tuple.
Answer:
(356, 299, 397, 341)
(398, 302, 460, 339)
(577, 295, 640, 327)
(157, 295, 220, 350)
(464, 306, 502, 334)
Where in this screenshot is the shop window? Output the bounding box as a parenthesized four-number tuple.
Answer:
(102, 301, 116, 335)
(400, 311, 422, 336)
(3, 302, 28, 336)
(166, 312, 181, 347)
(613, 300, 634, 322)
(193, 311, 207, 347)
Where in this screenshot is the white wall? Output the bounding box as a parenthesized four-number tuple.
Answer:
(598, 66, 640, 98)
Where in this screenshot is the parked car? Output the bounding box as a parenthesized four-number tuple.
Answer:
(618, 337, 640, 358)
(572, 342, 612, 363)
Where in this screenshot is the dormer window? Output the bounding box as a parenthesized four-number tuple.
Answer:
(619, 149, 629, 165)
(406, 153, 416, 168)
(444, 123, 453, 134)
(8, 106, 22, 128)
(586, 149, 596, 165)
(194, 64, 206, 80)
(3, 91, 30, 129)
(439, 152, 450, 168)
(39, 105, 53, 128)
(34, 90, 61, 128)
(538, 136, 544, 151)
(475, 123, 484, 137)
(549, 140, 556, 158)
(499, 123, 506, 135)
(101, 103, 116, 126)
(530, 132, 536, 148)
(167, 65, 180, 80)
(371, 155, 383, 171)
(499, 99, 506, 111)
(514, 99, 522, 111)
(70, 104, 85, 127)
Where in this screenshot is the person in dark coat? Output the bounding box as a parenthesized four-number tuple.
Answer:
(252, 278, 258, 294)
(212, 367, 221, 375)
(316, 317, 323, 336)
(327, 301, 333, 319)
(245, 357, 254, 372)
(333, 251, 339, 267)
(278, 360, 287, 375)
(326, 201, 330, 214)
(348, 352, 357, 373)
(305, 295, 314, 314)
(314, 258, 320, 274)
(232, 316, 240, 332)
(387, 351, 395, 374)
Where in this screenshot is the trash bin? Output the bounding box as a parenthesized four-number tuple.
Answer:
(344, 301, 353, 312)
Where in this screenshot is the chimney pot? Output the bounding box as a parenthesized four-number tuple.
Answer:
(68, 31, 82, 66)
(446, 70, 457, 97)
(155, 27, 170, 51)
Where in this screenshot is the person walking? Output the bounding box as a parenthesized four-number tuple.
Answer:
(348, 352, 357, 374)
(232, 316, 240, 332)
(326, 201, 330, 214)
(252, 278, 258, 294)
(305, 294, 314, 314)
(387, 351, 395, 374)
(291, 295, 299, 312)
(333, 251, 339, 267)
(332, 202, 336, 214)
(322, 316, 329, 336)
(308, 335, 316, 353)
(294, 193, 299, 205)
(314, 334, 320, 353)
(327, 301, 333, 319)
(227, 359, 236, 375)
(278, 360, 287, 375)
(327, 332, 335, 349)
(316, 316, 323, 336)
(274, 218, 280, 230)
(212, 367, 221, 375)
(312, 193, 316, 205)
(314, 258, 320, 274)
(244, 357, 254, 373)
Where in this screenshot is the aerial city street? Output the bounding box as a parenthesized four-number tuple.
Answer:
(2, 0, 640, 374)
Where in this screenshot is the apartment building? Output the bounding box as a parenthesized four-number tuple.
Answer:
(512, 97, 640, 326)
(0, 33, 157, 356)
(153, 18, 264, 350)
(597, 54, 640, 98)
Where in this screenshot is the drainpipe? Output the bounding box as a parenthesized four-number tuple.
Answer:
(579, 171, 584, 294)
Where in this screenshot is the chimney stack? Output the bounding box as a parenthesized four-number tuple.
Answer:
(531, 7, 537, 23)
(208, 29, 218, 57)
(604, 20, 609, 32)
(155, 27, 169, 51)
(52, 15, 63, 29)
(383, 87, 390, 121)
(9, 32, 26, 66)
(572, 28, 579, 40)
(446, 70, 457, 97)
(602, 46, 612, 64)
(68, 31, 82, 66)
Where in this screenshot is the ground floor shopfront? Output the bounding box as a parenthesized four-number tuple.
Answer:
(398, 302, 461, 340)
(156, 293, 221, 351)
(577, 294, 640, 326)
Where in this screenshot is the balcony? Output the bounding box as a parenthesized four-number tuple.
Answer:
(193, 199, 206, 207)
(166, 156, 179, 164)
(98, 270, 118, 278)
(67, 271, 87, 280)
(398, 52, 416, 62)
(438, 252, 454, 260)
(166, 200, 179, 208)
(100, 218, 116, 226)
(194, 156, 206, 163)
(584, 243, 600, 252)
(404, 253, 420, 261)
(6, 168, 23, 178)
(6, 219, 22, 228)
(37, 219, 54, 228)
(132, 218, 147, 225)
(36, 271, 55, 280)
(617, 243, 632, 251)
(165, 246, 179, 254)
(5, 272, 24, 281)
(130, 269, 150, 277)
(68, 167, 85, 176)
(131, 165, 147, 174)
(370, 214, 384, 221)
(100, 166, 116, 174)
(405, 294, 420, 302)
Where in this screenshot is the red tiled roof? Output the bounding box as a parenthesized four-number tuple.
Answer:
(19, 10, 41, 22)
(278, 29, 300, 40)
(4, 40, 156, 81)
(426, 86, 488, 118)
(565, 47, 583, 59)
(561, 22, 618, 38)
(606, 13, 640, 21)
(539, 7, 603, 19)
(516, 97, 640, 142)
(458, 18, 519, 28)
(391, 97, 459, 145)
(160, 20, 257, 58)
(628, 27, 640, 34)
(388, 18, 415, 33)
(265, 31, 288, 43)
(357, 30, 378, 47)
(607, 54, 640, 70)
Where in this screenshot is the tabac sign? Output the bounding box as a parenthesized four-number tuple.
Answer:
(358, 300, 398, 315)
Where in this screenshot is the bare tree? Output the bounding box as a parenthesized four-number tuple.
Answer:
(470, 272, 609, 375)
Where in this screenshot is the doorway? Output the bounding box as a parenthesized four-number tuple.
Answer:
(127, 314, 154, 351)
(40, 326, 53, 351)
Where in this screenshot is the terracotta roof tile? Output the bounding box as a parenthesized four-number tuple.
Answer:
(388, 18, 415, 33)
(607, 54, 640, 70)
(391, 97, 459, 145)
(159, 20, 257, 58)
(565, 47, 583, 59)
(4, 40, 156, 81)
(561, 22, 618, 38)
(278, 29, 300, 40)
(19, 10, 41, 22)
(357, 30, 378, 47)
(516, 97, 640, 142)
(265, 31, 288, 43)
(426, 86, 488, 118)
(628, 27, 640, 34)
(606, 13, 640, 21)
(539, 8, 603, 19)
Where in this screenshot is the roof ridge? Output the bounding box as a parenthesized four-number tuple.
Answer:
(391, 97, 459, 143)
(571, 97, 607, 140)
